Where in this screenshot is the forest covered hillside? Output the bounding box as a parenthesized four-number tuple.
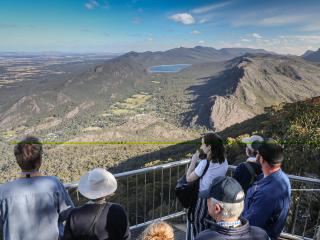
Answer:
(222, 96, 320, 177)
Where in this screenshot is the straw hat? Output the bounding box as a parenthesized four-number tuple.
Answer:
(78, 168, 117, 199)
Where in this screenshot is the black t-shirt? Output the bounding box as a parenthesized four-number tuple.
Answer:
(63, 202, 130, 240)
(233, 161, 262, 193)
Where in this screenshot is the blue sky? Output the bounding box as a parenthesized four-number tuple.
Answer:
(0, 0, 320, 54)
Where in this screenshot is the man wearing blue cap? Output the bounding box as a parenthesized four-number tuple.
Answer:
(195, 176, 269, 240)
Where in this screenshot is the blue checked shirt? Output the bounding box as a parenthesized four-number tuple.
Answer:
(0, 176, 74, 240)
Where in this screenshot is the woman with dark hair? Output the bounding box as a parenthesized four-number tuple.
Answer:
(186, 133, 228, 240)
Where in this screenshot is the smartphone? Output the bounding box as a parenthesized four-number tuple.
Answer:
(198, 149, 207, 160)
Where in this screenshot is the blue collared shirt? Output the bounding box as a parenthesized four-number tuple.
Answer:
(216, 220, 242, 228)
(243, 169, 291, 240)
(0, 176, 74, 240)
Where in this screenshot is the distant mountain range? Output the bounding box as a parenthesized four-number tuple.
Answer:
(1, 46, 319, 134)
(121, 46, 272, 67)
(302, 48, 320, 62)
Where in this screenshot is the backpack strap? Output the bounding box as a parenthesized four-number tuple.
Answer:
(200, 160, 210, 178)
(243, 162, 257, 185)
(87, 203, 112, 236)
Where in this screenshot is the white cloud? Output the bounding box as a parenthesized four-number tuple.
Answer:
(147, 37, 153, 42)
(300, 23, 320, 32)
(85, 0, 100, 10)
(199, 18, 208, 24)
(0, 23, 17, 29)
(257, 15, 308, 26)
(252, 33, 262, 39)
(132, 17, 141, 24)
(169, 13, 195, 25)
(199, 40, 205, 44)
(191, 30, 201, 35)
(233, 12, 311, 27)
(192, 2, 231, 14)
(85, 0, 109, 10)
(283, 35, 320, 44)
(216, 34, 320, 55)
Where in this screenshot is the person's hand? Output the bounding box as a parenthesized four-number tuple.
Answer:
(191, 150, 200, 163)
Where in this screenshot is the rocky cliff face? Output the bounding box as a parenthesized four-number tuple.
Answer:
(208, 55, 320, 130)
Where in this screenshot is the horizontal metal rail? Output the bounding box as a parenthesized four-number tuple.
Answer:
(129, 211, 185, 230)
(64, 159, 320, 189)
(279, 232, 313, 240)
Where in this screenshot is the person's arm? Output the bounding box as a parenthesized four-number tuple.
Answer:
(107, 204, 131, 240)
(186, 151, 201, 182)
(57, 181, 75, 222)
(55, 179, 75, 239)
(243, 189, 274, 229)
(0, 200, 3, 236)
(62, 215, 74, 240)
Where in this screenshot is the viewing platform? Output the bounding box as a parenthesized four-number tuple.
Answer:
(65, 159, 320, 240)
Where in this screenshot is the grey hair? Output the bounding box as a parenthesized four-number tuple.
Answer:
(210, 198, 244, 219)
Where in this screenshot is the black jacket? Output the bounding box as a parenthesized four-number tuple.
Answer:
(63, 202, 130, 240)
(195, 218, 270, 240)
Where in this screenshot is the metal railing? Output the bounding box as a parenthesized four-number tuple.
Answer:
(65, 159, 320, 239)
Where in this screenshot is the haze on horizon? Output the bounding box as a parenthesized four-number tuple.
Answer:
(0, 0, 320, 55)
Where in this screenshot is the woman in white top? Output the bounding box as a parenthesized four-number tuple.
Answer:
(186, 133, 228, 240)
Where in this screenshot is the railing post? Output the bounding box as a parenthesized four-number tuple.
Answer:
(135, 174, 138, 225)
(160, 168, 164, 217)
(302, 183, 313, 237)
(152, 171, 155, 220)
(291, 184, 302, 235)
(168, 167, 172, 216)
(175, 165, 180, 212)
(144, 172, 147, 223)
(126, 176, 129, 221)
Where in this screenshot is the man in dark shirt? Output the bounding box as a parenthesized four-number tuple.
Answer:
(195, 176, 269, 240)
(63, 168, 130, 240)
(243, 139, 291, 240)
(233, 135, 263, 193)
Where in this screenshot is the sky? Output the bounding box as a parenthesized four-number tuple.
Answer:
(0, 0, 320, 55)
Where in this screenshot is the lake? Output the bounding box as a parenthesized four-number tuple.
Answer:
(149, 64, 191, 73)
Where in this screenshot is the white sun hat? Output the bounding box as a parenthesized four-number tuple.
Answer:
(242, 135, 264, 151)
(78, 168, 117, 200)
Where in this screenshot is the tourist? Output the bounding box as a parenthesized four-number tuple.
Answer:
(186, 133, 228, 240)
(63, 168, 130, 240)
(243, 139, 291, 240)
(141, 220, 174, 240)
(233, 135, 263, 193)
(195, 176, 269, 240)
(0, 136, 74, 240)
